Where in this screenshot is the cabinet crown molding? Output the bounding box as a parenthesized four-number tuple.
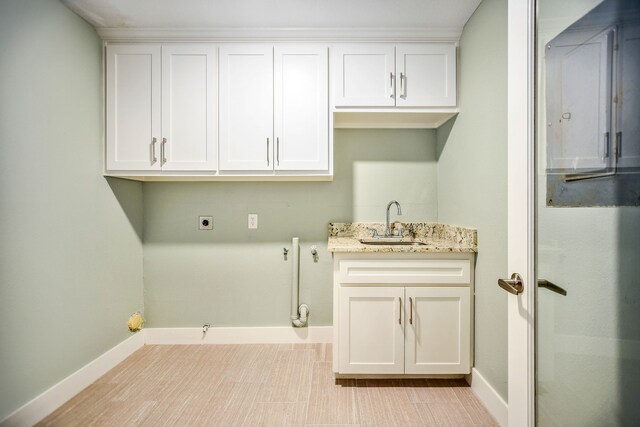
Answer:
(97, 27, 462, 43)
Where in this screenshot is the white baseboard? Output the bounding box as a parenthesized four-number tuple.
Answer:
(144, 326, 333, 345)
(466, 368, 508, 426)
(0, 333, 144, 427)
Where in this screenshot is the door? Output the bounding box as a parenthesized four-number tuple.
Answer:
(505, 0, 535, 425)
(219, 45, 273, 171)
(333, 44, 396, 107)
(396, 44, 457, 107)
(161, 45, 217, 172)
(274, 45, 329, 171)
(106, 44, 161, 171)
(405, 287, 470, 374)
(535, 1, 640, 426)
(338, 286, 404, 374)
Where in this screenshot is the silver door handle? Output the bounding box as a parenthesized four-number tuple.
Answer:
(398, 297, 402, 325)
(267, 138, 270, 166)
(161, 137, 167, 164)
(538, 279, 567, 296)
(276, 137, 280, 165)
(390, 72, 395, 98)
(400, 72, 406, 98)
(409, 297, 413, 325)
(151, 137, 158, 164)
(498, 273, 524, 295)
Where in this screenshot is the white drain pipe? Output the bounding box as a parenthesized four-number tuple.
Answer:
(291, 237, 309, 327)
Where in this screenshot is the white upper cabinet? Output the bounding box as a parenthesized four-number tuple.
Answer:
(332, 43, 457, 108)
(546, 28, 614, 171)
(219, 44, 329, 173)
(274, 45, 329, 171)
(106, 44, 217, 173)
(219, 45, 274, 171)
(396, 44, 457, 107)
(619, 22, 640, 169)
(161, 45, 217, 171)
(333, 44, 396, 107)
(106, 45, 161, 171)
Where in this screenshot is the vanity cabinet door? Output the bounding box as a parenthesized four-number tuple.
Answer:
(106, 44, 161, 171)
(338, 287, 405, 374)
(404, 287, 470, 374)
(219, 45, 274, 171)
(396, 44, 457, 107)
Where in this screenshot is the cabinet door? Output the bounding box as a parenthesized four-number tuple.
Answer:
(219, 45, 273, 171)
(396, 44, 457, 107)
(619, 22, 640, 169)
(106, 45, 161, 171)
(338, 287, 404, 374)
(274, 45, 329, 171)
(333, 44, 396, 107)
(161, 45, 217, 172)
(546, 28, 614, 171)
(405, 287, 470, 374)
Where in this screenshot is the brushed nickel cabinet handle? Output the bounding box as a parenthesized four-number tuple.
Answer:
(161, 137, 167, 164)
(390, 72, 395, 98)
(276, 137, 280, 165)
(409, 297, 413, 325)
(267, 137, 270, 166)
(400, 72, 406, 98)
(398, 297, 402, 325)
(151, 137, 158, 164)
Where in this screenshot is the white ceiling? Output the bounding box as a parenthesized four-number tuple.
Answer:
(61, 0, 482, 30)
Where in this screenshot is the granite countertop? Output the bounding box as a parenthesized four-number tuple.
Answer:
(327, 222, 477, 253)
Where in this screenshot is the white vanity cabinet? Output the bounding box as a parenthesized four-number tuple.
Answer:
(219, 44, 329, 173)
(333, 43, 457, 108)
(333, 253, 473, 376)
(106, 44, 217, 173)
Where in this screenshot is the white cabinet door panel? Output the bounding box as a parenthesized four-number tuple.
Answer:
(333, 44, 396, 107)
(338, 259, 471, 285)
(339, 287, 405, 374)
(274, 45, 328, 171)
(405, 287, 470, 374)
(546, 29, 614, 170)
(619, 23, 640, 168)
(106, 45, 161, 171)
(396, 44, 457, 107)
(219, 45, 273, 171)
(161, 45, 217, 171)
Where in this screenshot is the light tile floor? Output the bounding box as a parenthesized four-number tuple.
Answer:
(39, 344, 498, 426)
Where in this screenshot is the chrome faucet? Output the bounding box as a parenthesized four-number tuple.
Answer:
(385, 200, 402, 237)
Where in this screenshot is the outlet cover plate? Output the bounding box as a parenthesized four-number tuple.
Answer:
(248, 214, 258, 229)
(199, 216, 213, 230)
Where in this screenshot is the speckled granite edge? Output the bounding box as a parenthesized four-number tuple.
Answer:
(328, 222, 477, 253)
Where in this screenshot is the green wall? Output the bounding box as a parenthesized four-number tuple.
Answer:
(0, 0, 144, 420)
(143, 129, 438, 327)
(436, 0, 508, 400)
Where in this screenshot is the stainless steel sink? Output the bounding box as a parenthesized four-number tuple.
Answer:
(359, 238, 428, 246)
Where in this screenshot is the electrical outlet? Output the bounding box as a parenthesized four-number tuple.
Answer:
(248, 213, 258, 229)
(199, 216, 213, 230)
